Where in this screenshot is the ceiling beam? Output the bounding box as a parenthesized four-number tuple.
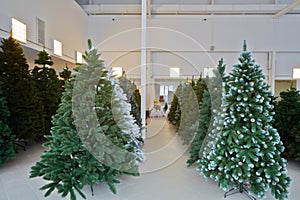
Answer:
(273, 0, 300, 18)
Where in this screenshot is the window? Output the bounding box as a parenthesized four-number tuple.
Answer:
(170, 68, 180, 77)
(203, 67, 214, 77)
(112, 67, 123, 78)
(53, 39, 62, 56)
(37, 18, 45, 45)
(11, 18, 26, 43)
(293, 68, 300, 79)
(75, 51, 83, 63)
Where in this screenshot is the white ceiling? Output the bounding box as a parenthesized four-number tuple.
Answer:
(74, 0, 300, 16)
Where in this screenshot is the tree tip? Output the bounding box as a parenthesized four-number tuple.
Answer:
(243, 40, 247, 51)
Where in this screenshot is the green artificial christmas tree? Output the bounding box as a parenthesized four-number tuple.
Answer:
(177, 82, 199, 144)
(0, 36, 44, 141)
(30, 40, 144, 200)
(168, 83, 182, 129)
(198, 41, 291, 200)
(31, 48, 62, 137)
(274, 86, 300, 159)
(0, 80, 15, 164)
(187, 59, 226, 166)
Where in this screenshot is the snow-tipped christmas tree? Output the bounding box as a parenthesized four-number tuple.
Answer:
(187, 59, 226, 166)
(30, 40, 144, 200)
(0, 80, 15, 164)
(119, 72, 143, 131)
(198, 41, 291, 200)
(31, 48, 62, 137)
(274, 86, 300, 159)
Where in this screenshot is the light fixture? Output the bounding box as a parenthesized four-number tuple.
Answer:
(112, 67, 123, 78)
(170, 68, 180, 77)
(292, 68, 300, 79)
(11, 18, 26, 43)
(53, 39, 62, 56)
(75, 51, 83, 63)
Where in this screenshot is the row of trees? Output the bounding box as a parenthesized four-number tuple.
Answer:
(0, 36, 73, 164)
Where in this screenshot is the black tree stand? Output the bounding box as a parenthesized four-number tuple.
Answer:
(224, 182, 256, 200)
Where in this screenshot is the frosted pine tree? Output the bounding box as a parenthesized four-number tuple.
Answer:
(198, 41, 291, 200)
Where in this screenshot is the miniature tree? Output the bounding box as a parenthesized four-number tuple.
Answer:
(30, 40, 144, 200)
(198, 41, 291, 200)
(0, 36, 44, 141)
(31, 48, 62, 136)
(274, 87, 300, 159)
(0, 80, 15, 164)
(59, 65, 72, 88)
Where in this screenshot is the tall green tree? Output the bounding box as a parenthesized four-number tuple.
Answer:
(198, 42, 291, 200)
(0, 80, 15, 164)
(30, 40, 144, 200)
(274, 87, 300, 159)
(187, 59, 226, 166)
(0, 36, 44, 141)
(31, 48, 62, 136)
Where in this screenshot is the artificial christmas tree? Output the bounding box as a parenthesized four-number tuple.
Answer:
(119, 72, 142, 130)
(31, 48, 62, 136)
(187, 59, 226, 166)
(168, 83, 182, 129)
(0, 80, 15, 164)
(30, 40, 144, 200)
(274, 86, 300, 159)
(177, 82, 199, 144)
(290, 123, 300, 160)
(198, 41, 291, 200)
(0, 36, 44, 141)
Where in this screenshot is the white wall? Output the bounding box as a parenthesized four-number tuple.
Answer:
(88, 15, 300, 82)
(0, 0, 88, 67)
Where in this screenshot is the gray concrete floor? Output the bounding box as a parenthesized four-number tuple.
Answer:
(0, 117, 299, 200)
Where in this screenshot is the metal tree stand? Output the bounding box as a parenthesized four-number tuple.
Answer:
(224, 182, 256, 200)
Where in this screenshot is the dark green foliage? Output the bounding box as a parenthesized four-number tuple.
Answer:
(187, 88, 211, 166)
(0, 80, 15, 164)
(290, 123, 300, 160)
(0, 36, 45, 141)
(274, 87, 300, 159)
(30, 40, 143, 200)
(187, 59, 227, 166)
(198, 42, 291, 200)
(193, 75, 207, 103)
(31, 48, 62, 136)
(59, 65, 72, 85)
(168, 84, 182, 128)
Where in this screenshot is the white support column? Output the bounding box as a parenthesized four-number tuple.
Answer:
(141, 0, 147, 138)
(271, 51, 276, 94)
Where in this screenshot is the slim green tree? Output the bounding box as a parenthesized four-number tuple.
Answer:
(198, 42, 291, 200)
(0, 80, 15, 164)
(30, 40, 144, 200)
(31, 48, 62, 136)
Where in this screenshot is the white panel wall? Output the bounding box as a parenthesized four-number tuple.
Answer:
(0, 0, 88, 65)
